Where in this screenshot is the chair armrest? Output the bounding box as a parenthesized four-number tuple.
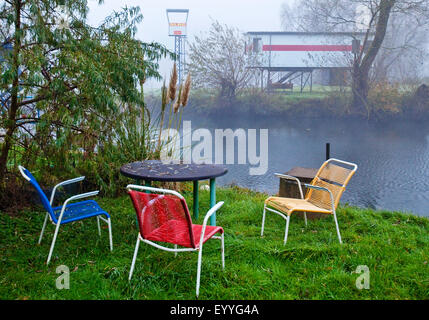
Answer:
(275, 173, 304, 199)
(50, 176, 86, 205)
(199, 201, 224, 248)
(56, 191, 99, 224)
(304, 184, 335, 211)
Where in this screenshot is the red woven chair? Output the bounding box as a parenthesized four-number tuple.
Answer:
(126, 185, 225, 298)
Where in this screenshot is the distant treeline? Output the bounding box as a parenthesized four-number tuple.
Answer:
(147, 83, 429, 121)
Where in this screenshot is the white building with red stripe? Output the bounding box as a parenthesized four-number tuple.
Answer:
(245, 31, 370, 91)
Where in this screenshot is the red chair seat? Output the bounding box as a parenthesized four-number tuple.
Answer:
(144, 220, 223, 249)
(192, 224, 224, 248)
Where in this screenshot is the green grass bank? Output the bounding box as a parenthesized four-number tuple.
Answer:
(0, 187, 428, 300)
(146, 84, 429, 120)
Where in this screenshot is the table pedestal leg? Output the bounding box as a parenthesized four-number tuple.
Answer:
(210, 178, 216, 226)
(193, 180, 199, 220)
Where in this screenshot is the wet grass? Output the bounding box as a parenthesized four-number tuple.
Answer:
(0, 187, 428, 300)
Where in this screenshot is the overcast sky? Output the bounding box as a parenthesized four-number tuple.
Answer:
(87, 0, 292, 88)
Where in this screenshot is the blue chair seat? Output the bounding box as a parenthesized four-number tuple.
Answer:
(52, 200, 110, 224)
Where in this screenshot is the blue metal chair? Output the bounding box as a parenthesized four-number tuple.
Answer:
(18, 165, 113, 264)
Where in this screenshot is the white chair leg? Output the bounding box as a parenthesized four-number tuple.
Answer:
(304, 212, 308, 226)
(333, 211, 342, 244)
(129, 234, 140, 280)
(47, 222, 61, 265)
(196, 245, 204, 298)
(97, 216, 101, 237)
(261, 204, 267, 237)
(107, 218, 113, 251)
(174, 244, 178, 257)
(38, 213, 49, 244)
(221, 233, 225, 270)
(284, 215, 291, 245)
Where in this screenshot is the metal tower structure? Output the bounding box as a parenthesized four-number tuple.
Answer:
(166, 9, 189, 84)
(174, 35, 186, 85)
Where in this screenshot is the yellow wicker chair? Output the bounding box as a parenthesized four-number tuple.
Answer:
(262, 159, 358, 244)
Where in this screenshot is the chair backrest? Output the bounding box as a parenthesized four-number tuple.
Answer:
(18, 166, 55, 219)
(127, 189, 196, 248)
(306, 159, 357, 211)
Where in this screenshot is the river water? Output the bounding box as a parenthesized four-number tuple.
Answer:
(183, 114, 429, 217)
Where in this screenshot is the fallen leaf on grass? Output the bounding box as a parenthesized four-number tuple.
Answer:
(261, 267, 272, 274)
(16, 296, 29, 300)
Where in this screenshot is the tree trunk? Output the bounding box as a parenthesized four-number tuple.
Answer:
(220, 80, 237, 101)
(352, 0, 395, 115)
(0, 0, 21, 183)
(352, 61, 370, 116)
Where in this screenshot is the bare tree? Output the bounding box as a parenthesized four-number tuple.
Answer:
(371, 11, 429, 83)
(281, 0, 429, 116)
(187, 21, 260, 100)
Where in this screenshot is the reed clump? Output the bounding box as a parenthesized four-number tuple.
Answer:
(157, 63, 192, 153)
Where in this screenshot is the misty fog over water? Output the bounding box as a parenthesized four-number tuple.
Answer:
(184, 114, 429, 217)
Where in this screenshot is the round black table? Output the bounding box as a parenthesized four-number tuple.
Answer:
(120, 160, 228, 225)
